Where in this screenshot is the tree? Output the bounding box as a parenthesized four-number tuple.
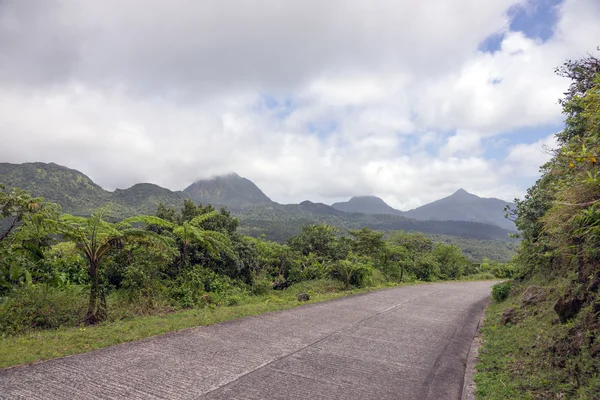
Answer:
(0, 186, 60, 293)
(348, 227, 385, 258)
(388, 232, 435, 279)
(332, 255, 372, 290)
(388, 231, 434, 254)
(172, 213, 236, 267)
(58, 211, 174, 324)
(433, 243, 465, 280)
(287, 224, 340, 260)
(383, 244, 410, 282)
(0, 185, 59, 246)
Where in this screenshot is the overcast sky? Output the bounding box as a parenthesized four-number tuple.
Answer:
(1, 0, 599, 209)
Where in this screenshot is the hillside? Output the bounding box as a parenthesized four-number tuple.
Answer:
(404, 188, 515, 230)
(0, 162, 112, 216)
(331, 196, 402, 215)
(112, 183, 189, 216)
(332, 189, 516, 231)
(0, 162, 188, 218)
(183, 173, 272, 209)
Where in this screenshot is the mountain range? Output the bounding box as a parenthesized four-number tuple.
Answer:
(331, 190, 515, 231)
(0, 162, 518, 261)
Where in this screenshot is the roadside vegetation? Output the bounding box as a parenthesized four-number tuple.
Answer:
(0, 184, 510, 367)
(475, 50, 600, 398)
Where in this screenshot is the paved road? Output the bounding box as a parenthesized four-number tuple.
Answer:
(0, 281, 493, 400)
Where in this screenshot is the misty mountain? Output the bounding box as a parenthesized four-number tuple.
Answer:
(403, 189, 515, 231)
(183, 173, 273, 210)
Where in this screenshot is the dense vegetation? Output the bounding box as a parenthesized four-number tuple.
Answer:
(1, 185, 511, 346)
(0, 163, 517, 262)
(475, 50, 600, 398)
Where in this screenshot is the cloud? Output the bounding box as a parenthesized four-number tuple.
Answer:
(504, 134, 558, 177)
(0, 0, 598, 210)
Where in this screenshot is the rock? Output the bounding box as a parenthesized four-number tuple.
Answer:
(297, 292, 310, 302)
(500, 307, 516, 326)
(521, 285, 546, 306)
(554, 295, 584, 323)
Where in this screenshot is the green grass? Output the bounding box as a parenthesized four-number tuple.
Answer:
(0, 279, 404, 369)
(474, 278, 600, 399)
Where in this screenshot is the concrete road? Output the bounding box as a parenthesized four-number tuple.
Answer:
(0, 281, 493, 400)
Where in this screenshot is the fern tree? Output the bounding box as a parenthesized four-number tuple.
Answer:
(59, 212, 174, 324)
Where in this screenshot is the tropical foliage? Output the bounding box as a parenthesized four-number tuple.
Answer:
(476, 49, 600, 398)
(0, 186, 506, 335)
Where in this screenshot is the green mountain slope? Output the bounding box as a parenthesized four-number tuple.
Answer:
(0, 162, 188, 218)
(113, 183, 189, 216)
(0, 162, 111, 216)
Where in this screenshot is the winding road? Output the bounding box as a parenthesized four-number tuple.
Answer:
(0, 281, 493, 400)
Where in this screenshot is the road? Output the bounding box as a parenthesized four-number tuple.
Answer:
(0, 281, 493, 400)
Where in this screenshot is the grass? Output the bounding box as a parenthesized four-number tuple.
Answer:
(0, 279, 403, 369)
(474, 277, 600, 399)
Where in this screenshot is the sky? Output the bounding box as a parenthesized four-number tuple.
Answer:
(1, 0, 599, 210)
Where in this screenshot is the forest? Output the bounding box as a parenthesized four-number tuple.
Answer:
(0, 191, 511, 337)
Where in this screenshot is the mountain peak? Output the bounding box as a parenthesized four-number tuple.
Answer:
(218, 172, 241, 180)
(451, 188, 476, 198)
(331, 195, 402, 215)
(404, 188, 516, 231)
(183, 173, 272, 209)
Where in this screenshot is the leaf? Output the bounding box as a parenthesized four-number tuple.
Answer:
(9, 264, 21, 281)
(24, 270, 32, 286)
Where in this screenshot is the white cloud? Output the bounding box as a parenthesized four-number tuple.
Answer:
(0, 0, 598, 209)
(504, 134, 558, 177)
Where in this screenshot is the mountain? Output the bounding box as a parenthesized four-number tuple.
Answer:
(404, 189, 515, 231)
(112, 183, 189, 216)
(331, 196, 402, 215)
(183, 173, 273, 210)
(1, 162, 518, 261)
(0, 162, 111, 216)
(331, 189, 516, 231)
(0, 162, 188, 218)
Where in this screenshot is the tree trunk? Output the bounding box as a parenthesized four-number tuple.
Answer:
(85, 260, 100, 325)
(400, 266, 404, 282)
(345, 274, 350, 290)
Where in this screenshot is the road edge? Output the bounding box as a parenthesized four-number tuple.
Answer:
(461, 299, 488, 400)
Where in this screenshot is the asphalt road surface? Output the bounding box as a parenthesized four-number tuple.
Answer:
(0, 281, 493, 400)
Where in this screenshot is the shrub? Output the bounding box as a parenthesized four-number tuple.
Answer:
(251, 275, 272, 295)
(489, 262, 517, 279)
(0, 284, 87, 335)
(491, 281, 512, 302)
(168, 265, 248, 308)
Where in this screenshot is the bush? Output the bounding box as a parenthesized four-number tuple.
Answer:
(168, 265, 248, 308)
(0, 284, 87, 335)
(489, 262, 517, 279)
(491, 281, 512, 302)
(251, 275, 272, 295)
